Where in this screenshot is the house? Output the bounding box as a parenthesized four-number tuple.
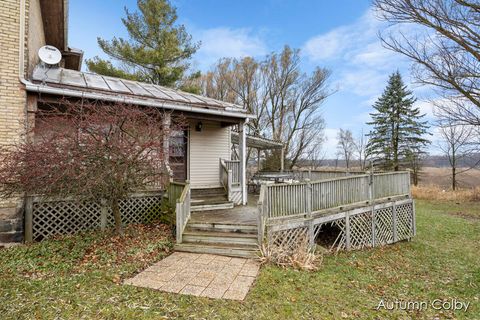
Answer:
(1, 0, 414, 258)
(0, 0, 282, 250)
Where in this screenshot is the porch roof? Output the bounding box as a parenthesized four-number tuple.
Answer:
(26, 65, 254, 119)
(231, 132, 284, 150)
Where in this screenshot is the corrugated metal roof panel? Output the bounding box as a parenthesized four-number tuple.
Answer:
(122, 80, 152, 96)
(60, 68, 87, 87)
(84, 73, 110, 90)
(103, 77, 131, 93)
(140, 83, 175, 100)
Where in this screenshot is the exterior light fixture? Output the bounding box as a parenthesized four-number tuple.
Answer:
(195, 122, 203, 132)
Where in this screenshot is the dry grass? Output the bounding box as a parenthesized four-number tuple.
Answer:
(419, 167, 480, 188)
(260, 235, 322, 271)
(412, 184, 480, 201)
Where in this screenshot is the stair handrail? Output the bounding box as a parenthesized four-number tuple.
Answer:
(257, 183, 267, 244)
(175, 180, 191, 243)
(219, 159, 232, 201)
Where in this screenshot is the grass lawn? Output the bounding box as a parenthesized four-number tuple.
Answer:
(1, 200, 479, 319)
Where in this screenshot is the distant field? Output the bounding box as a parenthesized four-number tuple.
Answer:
(419, 167, 480, 189)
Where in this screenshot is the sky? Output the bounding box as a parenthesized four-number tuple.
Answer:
(69, 0, 437, 157)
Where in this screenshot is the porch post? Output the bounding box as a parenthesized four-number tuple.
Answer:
(257, 148, 261, 172)
(239, 121, 247, 205)
(280, 147, 285, 172)
(163, 113, 172, 177)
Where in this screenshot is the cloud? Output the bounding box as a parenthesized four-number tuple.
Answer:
(323, 128, 340, 153)
(192, 27, 267, 70)
(303, 28, 350, 61)
(302, 9, 413, 99)
(414, 100, 436, 120)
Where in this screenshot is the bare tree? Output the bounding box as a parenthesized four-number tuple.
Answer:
(201, 46, 332, 169)
(437, 119, 476, 190)
(337, 129, 355, 169)
(374, 0, 480, 125)
(353, 129, 368, 170)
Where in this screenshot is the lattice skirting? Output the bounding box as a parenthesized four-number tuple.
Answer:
(30, 193, 164, 241)
(266, 199, 415, 253)
(230, 189, 243, 205)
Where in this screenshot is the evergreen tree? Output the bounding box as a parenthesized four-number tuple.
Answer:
(86, 0, 199, 87)
(366, 72, 430, 171)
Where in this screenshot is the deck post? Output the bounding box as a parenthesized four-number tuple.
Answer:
(238, 121, 247, 205)
(392, 202, 398, 242)
(345, 212, 351, 250)
(24, 196, 33, 243)
(369, 169, 376, 247)
(306, 179, 314, 249)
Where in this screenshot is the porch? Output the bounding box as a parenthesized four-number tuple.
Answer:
(172, 171, 416, 258)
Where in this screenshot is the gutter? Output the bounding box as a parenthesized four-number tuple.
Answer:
(24, 82, 256, 119)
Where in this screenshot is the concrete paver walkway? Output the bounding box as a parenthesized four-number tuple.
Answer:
(124, 252, 260, 300)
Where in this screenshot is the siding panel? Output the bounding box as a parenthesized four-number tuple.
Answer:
(189, 121, 230, 188)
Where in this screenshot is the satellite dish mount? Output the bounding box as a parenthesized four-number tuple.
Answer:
(38, 45, 62, 66)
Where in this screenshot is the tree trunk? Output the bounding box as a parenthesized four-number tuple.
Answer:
(452, 167, 456, 191)
(111, 199, 123, 235)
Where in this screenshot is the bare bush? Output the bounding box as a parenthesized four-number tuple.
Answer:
(260, 234, 322, 271)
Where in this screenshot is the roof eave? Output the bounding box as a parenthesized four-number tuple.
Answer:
(25, 81, 255, 120)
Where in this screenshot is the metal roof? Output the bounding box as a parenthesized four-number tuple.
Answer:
(231, 131, 284, 150)
(29, 65, 253, 119)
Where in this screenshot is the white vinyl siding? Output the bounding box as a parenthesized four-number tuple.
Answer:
(189, 121, 231, 188)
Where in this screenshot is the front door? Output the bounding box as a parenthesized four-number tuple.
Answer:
(169, 130, 188, 182)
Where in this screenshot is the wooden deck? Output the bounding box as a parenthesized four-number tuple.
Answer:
(189, 195, 258, 226)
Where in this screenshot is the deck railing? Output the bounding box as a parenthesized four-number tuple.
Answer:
(261, 171, 411, 219)
(224, 160, 241, 185)
(254, 170, 366, 182)
(168, 181, 187, 208)
(175, 181, 191, 243)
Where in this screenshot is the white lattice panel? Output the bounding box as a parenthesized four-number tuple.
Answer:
(32, 194, 163, 241)
(267, 200, 414, 254)
(396, 203, 414, 240)
(268, 226, 309, 255)
(374, 207, 394, 245)
(349, 211, 373, 249)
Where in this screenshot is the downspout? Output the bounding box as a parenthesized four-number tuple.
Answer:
(18, 0, 31, 137)
(19, 0, 28, 86)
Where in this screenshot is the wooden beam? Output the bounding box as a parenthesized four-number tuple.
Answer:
(40, 0, 67, 50)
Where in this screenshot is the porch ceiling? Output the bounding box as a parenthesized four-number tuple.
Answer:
(231, 132, 283, 150)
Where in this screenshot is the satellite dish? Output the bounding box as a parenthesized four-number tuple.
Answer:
(38, 45, 62, 65)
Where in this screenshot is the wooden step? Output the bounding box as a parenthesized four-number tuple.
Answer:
(183, 231, 258, 246)
(186, 223, 257, 234)
(191, 188, 226, 197)
(174, 242, 259, 259)
(191, 202, 234, 212)
(190, 196, 229, 205)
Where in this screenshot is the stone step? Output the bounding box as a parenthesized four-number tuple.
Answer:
(186, 223, 257, 234)
(182, 231, 258, 246)
(191, 202, 234, 212)
(174, 242, 259, 259)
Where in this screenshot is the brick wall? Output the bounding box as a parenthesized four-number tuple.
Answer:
(0, 0, 29, 243)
